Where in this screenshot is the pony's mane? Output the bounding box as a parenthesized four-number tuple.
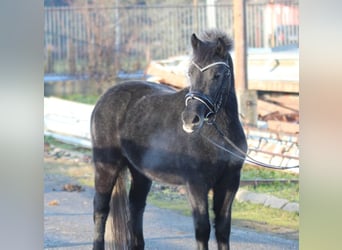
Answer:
(192, 29, 233, 63)
(198, 29, 233, 51)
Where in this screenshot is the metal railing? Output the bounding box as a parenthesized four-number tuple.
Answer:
(44, 1, 298, 75)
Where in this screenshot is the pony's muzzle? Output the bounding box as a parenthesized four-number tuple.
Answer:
(181, 110, 203, 133)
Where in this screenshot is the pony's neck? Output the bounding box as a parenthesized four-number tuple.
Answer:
(224, 55, 240, 120)
(222, 89, 239, 118)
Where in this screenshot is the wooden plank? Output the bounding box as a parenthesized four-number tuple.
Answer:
(263, 95, 299, 111)
(257, 99, 296, 116)
(257, 98, 299, 118)
(248, 79, 299, 93)
(267, 120, 299, 134)
(44, 97, 93, 140)
(145, 61, 188, 89)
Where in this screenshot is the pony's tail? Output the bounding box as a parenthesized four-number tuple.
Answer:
(105, 169, 131, 250)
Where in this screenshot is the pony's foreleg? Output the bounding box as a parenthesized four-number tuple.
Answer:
(186, 183, 210, 250)
(92, 161, 119, 250)
(128, 167, 152, 250)
(213, 170, 241, 250)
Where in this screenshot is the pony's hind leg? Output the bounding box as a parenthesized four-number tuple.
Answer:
(128, 166, 152, 250)
(212, 169, 241, 250)
(92, 147, 123, 250)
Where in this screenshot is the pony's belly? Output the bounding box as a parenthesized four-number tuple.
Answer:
(122, 123, 189, 185)
(139, 167, 185, 186)
(125, 145, 189, 186)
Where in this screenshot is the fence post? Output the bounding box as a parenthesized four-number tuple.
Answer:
(193, 0, 199, 33)
(68, 39, 76, 74)
(206, 0, 217, 28)
(45, 46, 54, 73)
(233, 0, 257, 126)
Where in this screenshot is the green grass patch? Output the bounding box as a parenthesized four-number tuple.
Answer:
(148, 193, 191, 217)
(232, 201, 298, 229)
(61, 93, 99, 105)
(241, 164, 299, 202)
(244, 182, 299, 203)
(147, 184, 299, 231)
(241, 164, 298, 180)
(44, 160, 94, 187)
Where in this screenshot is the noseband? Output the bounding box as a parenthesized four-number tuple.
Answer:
(185, 61, 231, 122)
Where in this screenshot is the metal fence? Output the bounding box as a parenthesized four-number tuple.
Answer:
(44, 1, 298, 75)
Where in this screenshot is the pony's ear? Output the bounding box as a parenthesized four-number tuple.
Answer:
(216, 37, 228, 58)
(191, 33, 202, 51)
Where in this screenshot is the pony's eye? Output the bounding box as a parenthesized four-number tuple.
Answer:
(213, 73, 221, 79)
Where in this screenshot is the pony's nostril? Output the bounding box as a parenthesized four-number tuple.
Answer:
(192, 115, 200, 124)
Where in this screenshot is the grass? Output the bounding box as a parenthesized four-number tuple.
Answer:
(60, 93, 99, 105)
(241, 164, 299, 203)
(45, 160, 94, 187)
(44, 136, 93, 186)
(232, 201, 298, 229)
(244, 181, 299, 203)
(241, 164, 298, 179)
(147, 164, 299, 233)
(149, 193, 191, 216)
(147, 182, 299, 232)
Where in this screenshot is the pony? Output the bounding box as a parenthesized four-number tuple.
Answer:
(91, 29, 247, 250)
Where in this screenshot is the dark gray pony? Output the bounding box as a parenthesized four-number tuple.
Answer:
(91, 29, 247, 250)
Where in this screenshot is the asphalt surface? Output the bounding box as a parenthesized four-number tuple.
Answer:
(44, 171, 298, 250)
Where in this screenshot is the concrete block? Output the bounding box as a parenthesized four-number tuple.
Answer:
(282, 202, 299, 213)
(236, 189, 271, 205)
(264, 196, 288, 209)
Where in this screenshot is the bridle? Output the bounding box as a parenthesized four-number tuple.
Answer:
(185, 60, 231, 122)
(184, 61, 299, 170)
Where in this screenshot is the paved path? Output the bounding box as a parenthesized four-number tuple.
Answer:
(44, 173, 298, 250)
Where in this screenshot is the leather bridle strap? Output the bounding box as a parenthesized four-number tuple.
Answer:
(185, 61, 230, 117)
(185, 92, 216, 115)
(191, 61, 230, 72)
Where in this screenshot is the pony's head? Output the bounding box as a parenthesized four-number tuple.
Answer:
(181, 29, 234, 133)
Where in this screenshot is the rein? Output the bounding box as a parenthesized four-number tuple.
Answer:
(203, 121, 300, 170)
